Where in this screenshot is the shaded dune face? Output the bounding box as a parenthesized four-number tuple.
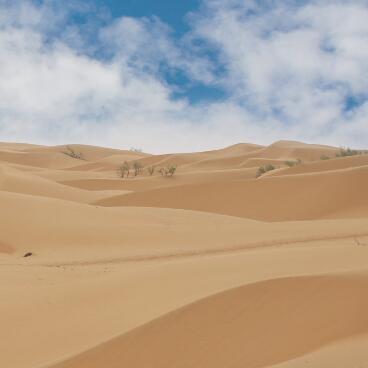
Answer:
(51, 275, 368, 368)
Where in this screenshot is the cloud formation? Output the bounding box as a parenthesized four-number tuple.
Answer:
(194, 0, 368, 145)
(0, 0, 367, 152)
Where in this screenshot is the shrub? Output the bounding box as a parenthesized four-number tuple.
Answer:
(62, 146, 84, 160)
(320, 154, 330, 160)
(256, 164, 275, 178)
(285, 160, 296, 167)
(158, 164, 177, 177)
(336, 147, 360, 157)
(285, 159, 302, 167)
(117, 161, 130, 178)
(256, 166, 266, 178)
(133, 161, 143, 176)
(167, 164, 177, 176)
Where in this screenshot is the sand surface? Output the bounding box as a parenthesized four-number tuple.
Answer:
(1, 140, 368, 368)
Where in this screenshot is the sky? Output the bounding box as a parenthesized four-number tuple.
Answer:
(94, 0, 200, 34)
(0, 0, 368, 153)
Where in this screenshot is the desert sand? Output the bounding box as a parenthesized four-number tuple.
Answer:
(1, 140, 368, 368)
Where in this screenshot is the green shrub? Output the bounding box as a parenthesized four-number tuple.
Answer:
(320, 154, 330, 160)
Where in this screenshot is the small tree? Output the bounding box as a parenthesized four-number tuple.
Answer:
(133, 161, 143, 176)
(167, 164, 177, 177)
(117, 161, 130, 178)
(158, 165, 177, 177)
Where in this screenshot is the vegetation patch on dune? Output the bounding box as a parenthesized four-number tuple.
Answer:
(117, 161, 177, 178)
(256, 164, 276, 178)
(62, 146, 84, 160)
(336, 147, 368, 158)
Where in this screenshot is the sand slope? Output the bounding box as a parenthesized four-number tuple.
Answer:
(0, 164, 129, 203)
(51, 274, 368, 368)
(270, 153, 368, 177)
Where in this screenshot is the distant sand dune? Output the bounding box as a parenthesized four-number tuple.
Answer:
(60, 167, 257, 192)
(0, 164, 129, 203)
(95, 165, 368, 221)
(270, 154, 368, 177)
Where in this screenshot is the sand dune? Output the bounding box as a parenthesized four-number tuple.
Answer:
(67, 151, 148, 172)
(96, 165, 368, 221)
(0, 142, 44, 150)
(61, 167, 257, 192)
(185, 141, 338, 170)
(259, 140, 339, 160)
(6, 186, 368, 260)
(0, 190, 274, 261)
(0, 149, 82, 168)
(1, 140, 368, 368)
(51, 274, 368, 368)
(129, 143, 264, 171)
(3, 238, 368, 368)
(27, 144, 124, 160)
(270, 153, 368, 177)
(0, 164, 129, 203)
(272, 335, 368, 368)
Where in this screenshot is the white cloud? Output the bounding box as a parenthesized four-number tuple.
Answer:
(0, 0, 367, 152)
(191, 0, 368, 147)
(0, 1, 191, 152)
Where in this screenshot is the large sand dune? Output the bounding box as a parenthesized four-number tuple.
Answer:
(1, 140, 368, 368)
(51, 274, 368, 368)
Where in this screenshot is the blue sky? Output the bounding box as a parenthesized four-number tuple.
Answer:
(0, 0, 367, 152)
(83, 0, 224, 105)
(94, 0, 200, 34)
